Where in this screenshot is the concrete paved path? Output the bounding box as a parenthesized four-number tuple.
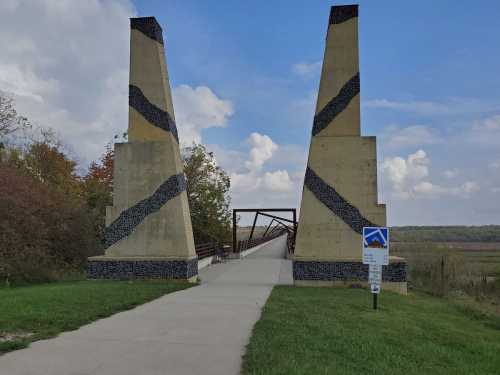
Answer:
(0, 235, 292, 375)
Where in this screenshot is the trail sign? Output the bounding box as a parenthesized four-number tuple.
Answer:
(362, 227, 389, 266)
(368, 264, 382, 285)
(370, 284, 381, 294)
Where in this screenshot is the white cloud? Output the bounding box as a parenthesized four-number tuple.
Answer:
(0, 0, 136, 164)
(489, 160, 500, 169)
(412, 181, 448, 196)
(382, 149, 429, 194)
(262, 170, 293, 192)
(459, 181, 480, 195)
(365, 98, 500, 116)
(365, 99, 451, 115)
(245, 132, 278, 171)
(223, 133, 301, 212)
(173, 85, 233, 145)
(473, 115, 500, 131)
(444, 168, 460, 178)
(292, 61, 322, 77)
(0, 1, 235, 165)
(383, 125, 442, 148)
(382, 149, 480, 199)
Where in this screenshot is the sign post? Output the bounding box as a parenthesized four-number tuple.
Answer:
(362, 227, 389, 310)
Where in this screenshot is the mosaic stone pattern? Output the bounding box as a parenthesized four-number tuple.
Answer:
(329, 5, 358, 25)
(87, 258, 198, 280)
(129, 84, 179, 143)
(104, 173, 187, 249)
(293, 260, 406, 282)
(130, 17, 164, 44)
(304, 166, 377, 234)
(312, 73, 360, 136)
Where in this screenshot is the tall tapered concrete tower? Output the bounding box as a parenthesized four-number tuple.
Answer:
(293, 5, 406, 293)
(88, 17, 197, 281)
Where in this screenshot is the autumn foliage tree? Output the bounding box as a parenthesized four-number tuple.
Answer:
(82, 144, 114, 244)
(182, 143, 232, 244)
(0, 142, 99, 283)
(0, 94, 100, 283)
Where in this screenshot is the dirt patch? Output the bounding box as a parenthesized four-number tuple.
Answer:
(0, 331, 34, 342)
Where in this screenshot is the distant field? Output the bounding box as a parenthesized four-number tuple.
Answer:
(393, 242, 500, 276)
(237, 226, 268, 240)
(390, 225, 500, 242)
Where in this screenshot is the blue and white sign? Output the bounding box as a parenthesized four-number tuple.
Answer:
(362, 227, 389, 265)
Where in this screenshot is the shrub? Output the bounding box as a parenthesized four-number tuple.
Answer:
(0, 165, 99, 283)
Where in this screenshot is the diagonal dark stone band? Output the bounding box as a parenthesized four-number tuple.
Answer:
(129, 84, 179, 143)
(304, 166, 377, 234)
(329, 5, 358, 25)
(312, 73, 360, 136)
(104, 173, 187, 249)
(130, 17, 164, 45)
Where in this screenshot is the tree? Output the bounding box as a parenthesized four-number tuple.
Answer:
(82, 144, 114, 245)
(0, 99, 100, 283)
(182, 143, 232, 244)
(0, 94, 30, 141)
(84, 142, 232, 245)
(0, 164, 99, 283)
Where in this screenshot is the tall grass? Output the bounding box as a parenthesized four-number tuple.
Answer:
(392, 243, 500, 303)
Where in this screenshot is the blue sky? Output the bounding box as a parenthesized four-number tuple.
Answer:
(0, 1, 499, 225)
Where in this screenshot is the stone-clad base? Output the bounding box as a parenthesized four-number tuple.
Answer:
(87, 257, 198, 281)
(293, 260, 407, 294)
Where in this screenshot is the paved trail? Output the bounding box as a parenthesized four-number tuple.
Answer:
(0, 235, 292, 375)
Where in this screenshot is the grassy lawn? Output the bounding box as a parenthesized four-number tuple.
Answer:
(242, 287, 500, 375)
(0, 280, 193, 354)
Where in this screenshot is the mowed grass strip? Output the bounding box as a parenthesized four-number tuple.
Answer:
(242, 287, 500, 375)
(0, 280, 193, 354)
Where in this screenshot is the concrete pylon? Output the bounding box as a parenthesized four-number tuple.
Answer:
(88, 17, 197, 281)
(293, 5, 407, 294)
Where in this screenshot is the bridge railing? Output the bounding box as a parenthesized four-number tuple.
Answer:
(196, 228, 295, 260)
(195, 241, 232, 260)
(236, 229, 288, 253)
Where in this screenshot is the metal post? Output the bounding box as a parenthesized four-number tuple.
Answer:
(248, 211, 259, 242)
(373, 294, 378, 310)
(292, 209, 297, 234)
(232, 210, 237, 253)
(263, 219, 275, 237)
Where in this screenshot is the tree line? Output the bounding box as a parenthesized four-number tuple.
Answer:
(0, 94, 232, 284)
(390, 226, 500, 242)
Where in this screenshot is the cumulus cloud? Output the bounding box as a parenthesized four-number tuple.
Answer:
(262, 170, 293, 192)
(382, 149, 480, 199)
(292, 61, 322, 77)
(245, 132, 278, 171)
(0, 0, 136, 164)
(173, 85, 233, 145)
(0, 1, 233, 165)
(227, 133, 297, 207)
(383, 149, 429, 196)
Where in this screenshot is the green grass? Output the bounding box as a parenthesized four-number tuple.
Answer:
(0, 280, 193, 354)
(242, 287, 500, 375)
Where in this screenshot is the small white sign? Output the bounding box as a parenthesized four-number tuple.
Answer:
(368, 264, 382, 285)
(371, 283, 381, 294)
(362, 227, 389, 265)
